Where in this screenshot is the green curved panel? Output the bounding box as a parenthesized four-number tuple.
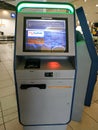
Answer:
(17, 1, 74, 14)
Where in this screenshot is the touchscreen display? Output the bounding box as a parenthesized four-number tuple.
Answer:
(23, 17, 68, 52)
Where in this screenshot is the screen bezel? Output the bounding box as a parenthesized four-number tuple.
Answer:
(23, 17, 68, 53)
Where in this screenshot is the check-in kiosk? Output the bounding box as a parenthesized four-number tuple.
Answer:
(14, 1, 76, 130)
(71, 7, 98, 122)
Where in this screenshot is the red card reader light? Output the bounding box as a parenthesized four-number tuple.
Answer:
(47, 61, 61, 69)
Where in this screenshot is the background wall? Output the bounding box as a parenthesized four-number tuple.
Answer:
(0, 19, 15, 35)
(0, 9, 15, 36)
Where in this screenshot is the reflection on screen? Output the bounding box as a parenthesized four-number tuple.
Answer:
(23, 18, 67, 52)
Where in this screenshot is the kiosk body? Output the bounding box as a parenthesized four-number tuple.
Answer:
(14, 2, 76, 130)
(16, 59, 75, 125)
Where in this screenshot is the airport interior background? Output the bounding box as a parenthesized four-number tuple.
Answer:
(0, 0, 98, 130)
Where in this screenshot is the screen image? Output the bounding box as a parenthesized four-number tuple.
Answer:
(23, 17, 68, 52)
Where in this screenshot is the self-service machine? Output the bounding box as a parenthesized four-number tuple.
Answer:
(14, 1, 76, 130)
(72, 7, 98, 122)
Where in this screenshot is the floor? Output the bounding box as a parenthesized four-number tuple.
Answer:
(0, 42, 98, 130)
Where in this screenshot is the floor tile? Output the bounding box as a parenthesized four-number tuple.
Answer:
(0, 117, 3, 125)
(0, 63, 7, 72)
(0, 110, 3, 125)
(95, 100, 98, 104)
(0, 71, 11, 81)
(0, 86, 15, 98)
(92, 89, 98, 103)
(3, 61, 13, 71)
(84, 103, 98, 122)
(5, 118, 23, 130)
(2, 106, 18, 123)
(0, 44, 13, 61)
(3, 107, 17, 116)
(9, 71, 14, 80)
(69, 112, 98, 130)
(0, 102, 3, 125)
(0, 95, 17, 111)
(0, 125, 5, 130)
(0, 107, 3, 125)
(0, 53, 10, 61)
(0, 79, 14, 89)
(67, 125, 73, 130)
(4, 111, 18, 123)
(92, 94, 98, 103)
(92, 81, 98, 103)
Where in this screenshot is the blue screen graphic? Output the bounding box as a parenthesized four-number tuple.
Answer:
(24, 18, 67, 52)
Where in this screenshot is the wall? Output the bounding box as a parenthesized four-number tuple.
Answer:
(8, 0, 46, 6)
(0, 0, 46, 36)
(0, 19, 15, 35)
(0, 9, 15, 36)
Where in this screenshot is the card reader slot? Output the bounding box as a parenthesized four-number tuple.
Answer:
(20, 84, 46, 89)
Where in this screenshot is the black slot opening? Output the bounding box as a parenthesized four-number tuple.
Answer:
(20, 84, 46, 89)
(24, 59, 40, 69)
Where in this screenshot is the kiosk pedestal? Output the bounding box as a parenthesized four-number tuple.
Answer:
(16, 59, 75, 127)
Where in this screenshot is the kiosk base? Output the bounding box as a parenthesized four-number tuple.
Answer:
(24, 125, 67, 130)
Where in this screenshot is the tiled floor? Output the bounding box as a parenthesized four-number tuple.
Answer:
(0, 42, 98, 130)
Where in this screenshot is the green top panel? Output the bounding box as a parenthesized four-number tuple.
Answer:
(17, 1, 75, 14)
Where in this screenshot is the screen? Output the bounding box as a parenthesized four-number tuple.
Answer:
(23, 17, 68, 53)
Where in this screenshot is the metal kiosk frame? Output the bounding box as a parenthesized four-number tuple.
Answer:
(14, 1, 76, 130)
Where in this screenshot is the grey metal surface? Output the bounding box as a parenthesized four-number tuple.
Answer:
(16, 13, 75, 56)
(14, 3, 76, 128)
(72, 40, 91, 121)
(24, 125, 67, 130)
(16, 59, 75, 125)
